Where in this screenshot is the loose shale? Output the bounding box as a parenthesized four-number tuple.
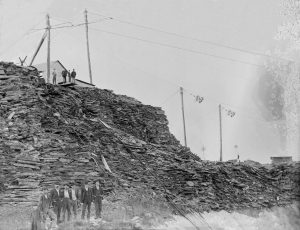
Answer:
(0, 62, 299, 216)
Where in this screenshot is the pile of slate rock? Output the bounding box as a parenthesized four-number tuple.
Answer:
(0, 61, 299, 213)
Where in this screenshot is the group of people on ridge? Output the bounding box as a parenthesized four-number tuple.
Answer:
(31, 180, 103, 230)
(51, 68, 76, 85)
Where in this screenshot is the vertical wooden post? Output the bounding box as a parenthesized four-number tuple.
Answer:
(180, 87, 187, 147)
(46, 14, 51, 83)
(84, 9, 93, 85)
(219, 104, 223, 161)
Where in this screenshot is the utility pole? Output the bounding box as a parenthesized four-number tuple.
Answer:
(180, 87, 187, 147)
(46, 14, 51, 83)
(219, 104, 223, 161)
(84, 9, 93, 85)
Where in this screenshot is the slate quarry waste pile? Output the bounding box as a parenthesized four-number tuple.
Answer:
(0, 62, 299, 213)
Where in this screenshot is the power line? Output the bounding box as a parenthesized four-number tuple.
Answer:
(182, 87, 273, 123)
(88, 11, 294, 63)
(112, 54, 181, 88)
(114, 54, 283, 127)
(159, 89, 180, 105)
(184, 88, 283, 126)
(0, 18, 45, 58)
(111, 56, 277, 126)
(89, 27, 265, 68)
(30, 17, 113, 32)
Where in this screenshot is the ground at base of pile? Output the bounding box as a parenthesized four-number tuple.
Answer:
(54, 202, 300, 230)
(0, 198, 299, 230)
(0, 189, 172, 230)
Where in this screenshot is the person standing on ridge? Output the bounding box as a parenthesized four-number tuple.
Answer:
(52, 68, 57, 85)
(67, 70, 71, 82)
(61, 69, 67, 83)
(93, 180, 103, 219)
(71, 69, 76, 83)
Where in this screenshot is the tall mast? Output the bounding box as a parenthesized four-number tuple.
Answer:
(84, 9, 93, 84)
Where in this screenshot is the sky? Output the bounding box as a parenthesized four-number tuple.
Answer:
(1, 0, 298, 163)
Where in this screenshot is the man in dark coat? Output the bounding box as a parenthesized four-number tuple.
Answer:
(69, 183, 80, 219)
(71, 69, 76, 83)
(93, 180, 103, 219)
(31, 187, 55, 230)
(52, 68, 57, 85)
(61, 184, 72, 222)
(49, 183, 62, 224)
(67, 70, 71, 83)
(40, 187, 55, 228)
(61, 69, 67, 83)
(81, 182, 93, 220)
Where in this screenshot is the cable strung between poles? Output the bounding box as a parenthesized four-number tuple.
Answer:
(88, 10, 294, 63)
(89, 27, 265, 68)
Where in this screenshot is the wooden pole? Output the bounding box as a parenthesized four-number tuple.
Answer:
(46, 14, 50, 83)
(180, 87, 187, 147)
(84, 9, 93, 85)
(29, 31, 47, 66)
(219, 104, 223, 161)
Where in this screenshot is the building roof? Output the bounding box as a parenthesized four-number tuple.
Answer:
(75, 79, 95, 87)
(34, 60, 66, 72)
(270, 156, 293, 159)
(34, 60, 95, 87)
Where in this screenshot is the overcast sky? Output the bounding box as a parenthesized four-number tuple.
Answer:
(1, 0, 297, 163)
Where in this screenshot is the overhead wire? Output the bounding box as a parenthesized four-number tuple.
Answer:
(2, 11, 283, 129)
(0, 17, 45, 58)
(111, 56, 276, 126)
(188, 82, 277, 126)
(159, 89, 180, 106)
(182, 87, 281, 125)
(88, 11, 294, 63)
(30, 17, 113, 32)
(90, 27, 265, 68)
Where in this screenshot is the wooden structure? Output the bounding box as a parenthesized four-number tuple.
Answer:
(270, 156, 293, 165)
(34, 60, 95, 88)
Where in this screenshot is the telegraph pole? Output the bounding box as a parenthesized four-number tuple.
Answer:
(180, 87, 187, 147)
(219, 104, 223, 161)
(46, 14, 51, 83)
(84, 9, 93, 85)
